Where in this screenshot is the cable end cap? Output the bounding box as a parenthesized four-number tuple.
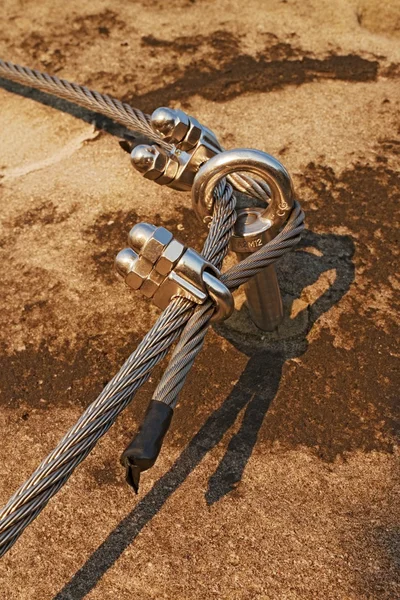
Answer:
(123, 460, 141, 494)
(120, 400, 174, 493)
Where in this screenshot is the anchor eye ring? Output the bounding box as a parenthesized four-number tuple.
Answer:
(191, 148, 295, 235)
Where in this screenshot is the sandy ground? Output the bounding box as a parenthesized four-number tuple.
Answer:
(0, 1, 399, 598)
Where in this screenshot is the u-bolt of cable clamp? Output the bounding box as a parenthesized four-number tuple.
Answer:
(115, 222, 234, 322)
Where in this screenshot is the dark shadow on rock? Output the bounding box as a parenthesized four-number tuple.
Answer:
(53, 228, 355, 599)
(206, 229, 355, 503)
(204, 352, 283, 505)
(125, 53, 378, 113)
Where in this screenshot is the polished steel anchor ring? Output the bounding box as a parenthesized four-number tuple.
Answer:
(191, 148, 295, 238)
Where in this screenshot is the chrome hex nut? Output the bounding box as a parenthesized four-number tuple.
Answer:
(155, 238, 186, 276)
(151, 107, 190, 143)
(182, 116, 203, 150)
(130, 144, 169, 181)
(140, 269, 165, 299)
(139, 226, 173, 264)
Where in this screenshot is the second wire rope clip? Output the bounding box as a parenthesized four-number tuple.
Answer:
(115, 223, 234, 321)
(130, 107, 222, 191)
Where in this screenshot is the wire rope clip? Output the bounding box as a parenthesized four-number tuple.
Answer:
(128, 107, 222, 191)
(115, 222, 233, 321)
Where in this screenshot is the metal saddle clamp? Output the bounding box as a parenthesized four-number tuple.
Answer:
(129, 107, 222, 191)
(115, 223, 234, 321)
(127, 106, 296, 331)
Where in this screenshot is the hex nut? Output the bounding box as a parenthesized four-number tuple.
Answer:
(132, 256, 154, 279)
(141, 226, 173, 264)
(153, 154, 180, 186)
(140, 269, 165, 298)
(155, 239, 186, 276)
(130, 144, 169, 181)
(151, 107, 190, 143)
(151, 146, 169, 173)
(125, 270, 145, 290)
(153, 276, 181, 310)
(182, 118, 202, 150)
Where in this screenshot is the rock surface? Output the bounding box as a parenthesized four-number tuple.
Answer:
(0, 1, 399, 598)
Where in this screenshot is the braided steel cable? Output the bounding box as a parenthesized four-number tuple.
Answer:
(0, 59, 305, 556)
(0, 59, 172, 150)
(153, 201, 304, 407)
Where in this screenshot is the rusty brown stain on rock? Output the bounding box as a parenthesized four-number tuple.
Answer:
(20, 10, 126, 72)
(301, 161, 400, 287)
(0, 340, 113, 411)
(0, 326, 157, 412)
(13, 200, 73, 228)
(141, 30, 241, 59)
(91, 458, 125, 487)
(84, 209, 141, 283)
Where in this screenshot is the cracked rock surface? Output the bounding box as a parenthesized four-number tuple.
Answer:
(0, 1, 399, 599)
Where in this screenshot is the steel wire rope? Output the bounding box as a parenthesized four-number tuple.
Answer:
(0, 178, 236, 555)
(0, 59, 305, 557)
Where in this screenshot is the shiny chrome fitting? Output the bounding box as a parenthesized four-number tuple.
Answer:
(115, 223, 233, 321)
(130, 107, 222, 192)
(192, 148, 296, 332)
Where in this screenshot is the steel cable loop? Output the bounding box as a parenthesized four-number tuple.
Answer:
(0, 59, 305, 556)
(201, 180, 236, 267)
(0, 194, 303, 555)
(0, 195, 304, 557)
(227, 172, 271, 204)
(153, 201, 304, 408)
